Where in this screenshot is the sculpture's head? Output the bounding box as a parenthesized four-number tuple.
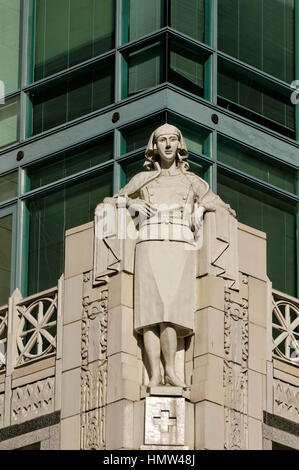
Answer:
(144, 124, 189, 171)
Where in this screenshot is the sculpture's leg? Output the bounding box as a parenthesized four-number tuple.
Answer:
(160, 323, 187, 388)
(143, 325, 162, 386)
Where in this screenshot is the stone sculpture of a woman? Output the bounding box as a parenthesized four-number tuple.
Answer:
(94, 124, 238, 388)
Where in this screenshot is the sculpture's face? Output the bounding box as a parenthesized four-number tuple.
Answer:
(156, 134, 179, 164)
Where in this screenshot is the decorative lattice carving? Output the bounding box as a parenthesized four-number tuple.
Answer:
(11, 377, 55, 424)
(274, 379, 299, 423)
(0, 305, 8, 370)
(81, 272, 108, 450)
(223, 274, 249, 450)
(272, 292, 299, 364)
(16, 290, 57, 366)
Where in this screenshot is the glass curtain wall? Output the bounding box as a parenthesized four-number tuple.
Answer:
(218, 0, 295, 83)
(218, 0, 295, 137)
(170, 0, 205, 43)
(0, 96, 20, 148)
(0, 1, 297, 302)
(0, 0, 297, 148)
(0, 214, 13, 306)
(0, 0, 21, 148)
(30, 58, 114, 135)
(0, 0, 21, 94)
(26, 135, 113, 294)
(217, 135, 298, 297)
(27, 168, 113, 294)
(218, 171, 297, 296)
(125, 0, 164, 43)
(123, 0, 207, 44)
(0, 171, 17, 304)
(34, 0, 115, 80)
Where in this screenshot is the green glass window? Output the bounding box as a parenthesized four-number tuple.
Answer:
(0, 95, 20, 148)
(169, 39, 208, 99)
(30, 58, 114, 135)
(121, 155, 145, 185)
(218, 136, 297, 194)
(218, 171, 297, 297)
(188, 158, 209, 179)
(34, 0, 115, 81)
(0, 171, 18, 203)
(121, 114, 165, 154)
(0, 214, 12, 306)
(218, 58, 295, 139)
(170, 0, 205, 43)
(168, 115, 210, 156)
(124, 0, 163, 43)
(28, 135, 113, 190)
(27, 168, 113, 295)
(218, 0, 295, 83)
(126, 41, 164, 97)
(0, 0, 21, 95)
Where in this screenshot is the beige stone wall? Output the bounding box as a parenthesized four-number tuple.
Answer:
(191, 223, 271, 450)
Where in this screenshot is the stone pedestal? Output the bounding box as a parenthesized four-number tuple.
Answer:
(140, 386, 191, 450)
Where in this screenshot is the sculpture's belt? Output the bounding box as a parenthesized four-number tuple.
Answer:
(140, 218, 190, 228)
(138, 220, 194, 244)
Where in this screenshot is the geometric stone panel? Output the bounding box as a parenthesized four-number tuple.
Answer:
(81, 361, 107, 413)
(224, 408, 248, 450)
(0, 306, 8, 371)
(0, 393, 3, 428)
(224, 297, 248, 366)
(223, 361, 248, 413)
(274, 379, 299, 423)
(144, 397, 185, 446)
(81, 407, 106, 450)
(11, 377, 55, 424)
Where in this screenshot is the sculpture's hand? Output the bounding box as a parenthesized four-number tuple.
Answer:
(127, 198, 157, 217)
(203, 201, 236, 218)
(226, 204, 236, 218)
(202, 203, 217, 213)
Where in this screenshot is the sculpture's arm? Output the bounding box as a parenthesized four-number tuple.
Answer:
(94, 172, 155, 282)
(186, 172, 236, 217)
(200, 188, 236, 218)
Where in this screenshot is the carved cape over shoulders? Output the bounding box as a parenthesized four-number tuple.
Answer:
(94, 169, 239, 290)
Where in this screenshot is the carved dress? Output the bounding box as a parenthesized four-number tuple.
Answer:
(120, 167, 219, 337)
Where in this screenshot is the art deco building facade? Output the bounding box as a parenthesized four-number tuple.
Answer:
(0, 0, 298, 450)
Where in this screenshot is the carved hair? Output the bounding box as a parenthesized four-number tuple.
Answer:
(144, 124, 189, 171)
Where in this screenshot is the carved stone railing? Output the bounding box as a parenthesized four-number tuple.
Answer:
(272, 289, 299, 365)
(15, 287, 58, 367)
(0, 283, 61, 374)
(0, 304, 8, 370)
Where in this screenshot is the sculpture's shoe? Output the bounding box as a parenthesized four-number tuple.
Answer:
(164, 373, 187, 388)
(148, 375, 162, 387)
